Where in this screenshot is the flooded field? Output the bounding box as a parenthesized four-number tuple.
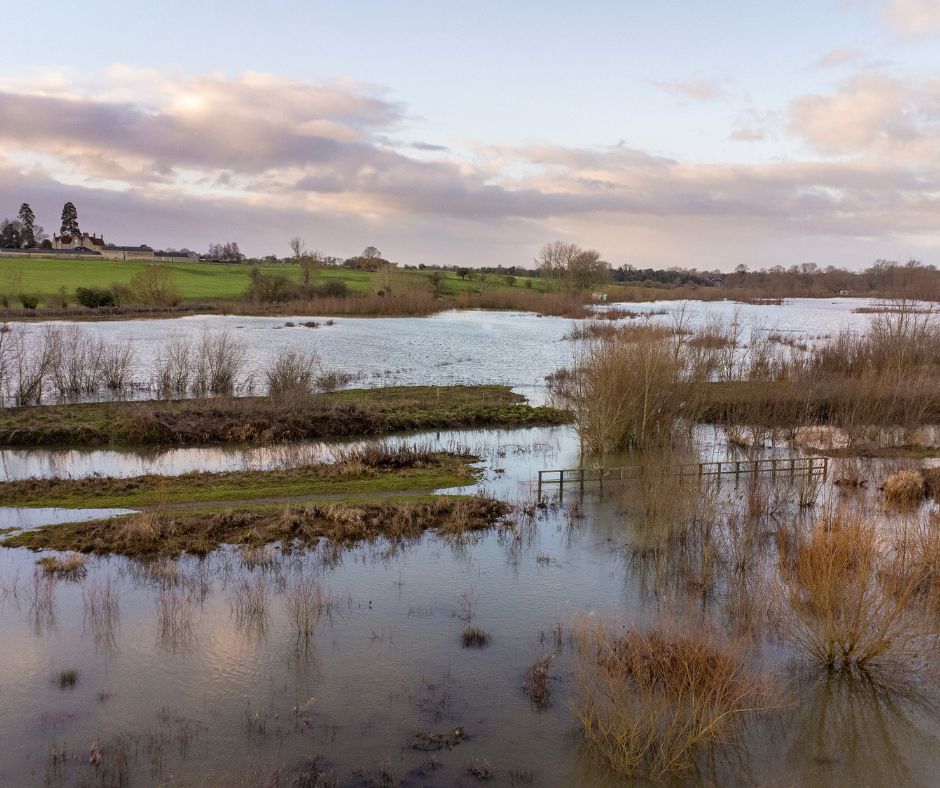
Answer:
(1, 433, 938, 785)
(3, 300, 940, 786)
(7, 298, 876, 406)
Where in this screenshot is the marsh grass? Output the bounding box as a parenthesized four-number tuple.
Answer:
(156, 586, 196, 651)
(461, 626, 491, 648)
(36, 552, 87, 580)
(232, 575, 269, 633)
(284, 572, 337, 637)
(571, 618, 774, 777)
(0, 443, 469, 509)
(83, 576, 120, 648)
(29, 568, 57, 629)
(883, 470, 926, 509)
(55, 668, 79, 690)
(522, 653, 555, 711)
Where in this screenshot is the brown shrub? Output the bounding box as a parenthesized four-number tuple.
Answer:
(883, 470, 926, 508)
(571, 618, 773, 777)
(776, 509, 930, 669)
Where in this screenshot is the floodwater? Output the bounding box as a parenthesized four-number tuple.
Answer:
(1, 444, 937, 786)
(13, 297, 879, 405)
(2, 301, 940, 786)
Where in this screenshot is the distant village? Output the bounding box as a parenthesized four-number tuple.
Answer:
(0, 200, 200, 263)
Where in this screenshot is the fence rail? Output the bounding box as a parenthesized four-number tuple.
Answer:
(537, 455, 828, 497)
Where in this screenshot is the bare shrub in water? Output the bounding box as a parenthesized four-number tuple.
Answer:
(566, 328, 700, 454)
(47, 326, 104, 397)
(571, 618, 773, 777)
(883, 470, 925, 509)
(10, 327, 56, 405)
(99, 340, 135, 392)
(193, 330, 246, 396)
(265, 348, 318, 399)
(155, 334, 193, 397)
(775, 508, 931, 669)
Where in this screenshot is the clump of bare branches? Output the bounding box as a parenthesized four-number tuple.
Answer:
(571, 617, 775, 777)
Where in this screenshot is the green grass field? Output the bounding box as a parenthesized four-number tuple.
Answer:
(0, 255, 554, 304)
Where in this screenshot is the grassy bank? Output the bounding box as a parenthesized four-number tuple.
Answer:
(3, 494, 511, 557)
(0, 446, 478, 508)
(0, 256, 584, 319)
(0, 385, 569, 447)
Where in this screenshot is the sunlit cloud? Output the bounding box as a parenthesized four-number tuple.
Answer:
(884, 0, 940, 36)
(1, 65, 940, 267)
(650, 78, 726, 102)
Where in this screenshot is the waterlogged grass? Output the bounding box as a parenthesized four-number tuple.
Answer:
(0, 385, 569, 447)
(0, 450, 479, 509)
(3, 494, 511, 557)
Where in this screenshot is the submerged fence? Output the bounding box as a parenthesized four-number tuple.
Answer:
(537, 455, 829, 498)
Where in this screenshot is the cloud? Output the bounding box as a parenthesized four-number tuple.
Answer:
(813, 47, 864, 68)
(884, 0, 940, 36)
(2, 66, 940, 269)
(649, 78, 726, 102)
(788, 72, 940, 156)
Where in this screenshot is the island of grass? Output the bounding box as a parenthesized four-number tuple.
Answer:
(0, 384, 569, 448)
(0, 445, 479, 509)
(3, 494, 511, 558)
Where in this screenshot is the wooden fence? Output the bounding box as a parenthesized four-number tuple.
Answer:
(537, 455, 828, 497)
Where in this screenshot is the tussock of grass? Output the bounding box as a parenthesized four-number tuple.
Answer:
(571, 618, 774, 777)
(460, 626, 491, 648)
(522, 654, 555, 710)
(36, 553, 87, 580)
(55, 669, 79, 689)
(4, 494, 511, 557)
(883, 470, 926, 508)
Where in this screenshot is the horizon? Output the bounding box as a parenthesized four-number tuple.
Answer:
(2, 1, 940, 270)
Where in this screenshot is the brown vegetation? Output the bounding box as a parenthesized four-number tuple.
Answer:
(560, 325, 711, 454)
(4, 494, 511, 557)
(36, 553, 87, 580)
(882, 470, 926, 508)
(571, 618, 774, 777)
(0, 384, 567, 448)
(775, 508, 934, 669)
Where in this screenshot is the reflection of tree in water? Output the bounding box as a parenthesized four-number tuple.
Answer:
(776, 669, 938, 787)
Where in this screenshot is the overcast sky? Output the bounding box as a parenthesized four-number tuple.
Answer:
(2, 0, 940, 269)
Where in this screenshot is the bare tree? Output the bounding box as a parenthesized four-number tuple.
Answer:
(537, 241, 610, 290)
(289, 236, 306, 261)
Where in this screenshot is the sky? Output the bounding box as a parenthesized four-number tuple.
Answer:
(2, 0, 940, 270)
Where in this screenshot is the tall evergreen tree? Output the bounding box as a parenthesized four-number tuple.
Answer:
(17, 203, 35, 247)
(60, 202, 80, 238)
